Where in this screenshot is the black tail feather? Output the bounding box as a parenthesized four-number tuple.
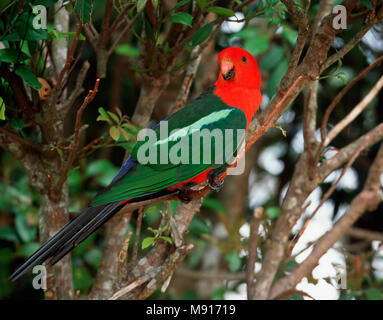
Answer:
(9, 202, 122, 281)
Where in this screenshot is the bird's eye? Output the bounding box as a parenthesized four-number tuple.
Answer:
(242, 56, 247, 63)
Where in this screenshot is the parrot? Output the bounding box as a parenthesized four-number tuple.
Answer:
(10, 46, 262, 281)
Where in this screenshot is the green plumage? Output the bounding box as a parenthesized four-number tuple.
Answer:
(90, 87, 247, 206)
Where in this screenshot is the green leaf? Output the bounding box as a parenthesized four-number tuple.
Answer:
(188, 217, 212, 235)
(212, 287, 225, 300)
(284, 258, 298, 272)
(18, 242, 40, 258)
(119, 127, 133, 141)
(160, 236, 172, 244)
(15, 210, 37, 243)
(170, 12, 193, 27)
(192, 22, 214, 47)
(173, 0, 191, 10)
(73, 266, 93, 290)
(266, 58, 288, 97)
(365, 288, 383, 300)
(85, 160, 119, 187)
(137, 0, 148, 11)
(84, 248, 102, 268)
(10, 118, 24, 130)
(68, 170, 82, 194)
(358, 0, 373, 8)
(206, 6, 235, 17)
(15, 65, 42, 90)
(107, 111, 120, 124)
(260, 46, 284, 70)
(142, 236, 155, 249)
(187, 239, 207, 268)
(115, 44, 139, 57)
(202, 197, 227, 213)
(0, 227, 18, 242)
(265, 206, 280, 219)
(232, 28, 257, 39)
(282, 25, 298, 45)
(0, 97, 5, 120)
(158, 225, 168, 233)
(0, 48, 28, 63)
(0, 248, 12, 299)
(34, 0, 58, 7)
(74, 0, 93, 24)
(109, 126, 120, 141)
(5, 13, 51, 41)
(225, 252, 242, 272)
(196, 0, 208, 10)
(72, 233, 96, 256)
(244, 34, 269, 55)
(97, 107, 112, 124)
(144, 15, 153, 39)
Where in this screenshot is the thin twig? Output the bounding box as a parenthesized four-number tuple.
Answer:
(107, 6, 145, 56)
(324, 74, 383, 147)
(320, 55, 383, 143)
(246, 207, 263, 299)
(52, 22, 83, 106)
(0, 128, 42, 152)
(321, 7, 382, 73)
(118, 231, 133, 283)
(132, 207, 144, 262)
(109, 275, 150, 300)
(169, 45, 202, 114)
(269, 143, 383, 300)
(54, 78, 100, 195)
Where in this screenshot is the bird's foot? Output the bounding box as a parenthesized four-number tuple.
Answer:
(177, 183, 195, 203)
(178, 191, 192, 203)
(207, 171, 224, 192)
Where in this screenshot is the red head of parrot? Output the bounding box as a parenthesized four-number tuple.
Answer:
(214, 47, 262, 126)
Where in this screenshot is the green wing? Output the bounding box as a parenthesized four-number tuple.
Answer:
(90, 87, 247, 206)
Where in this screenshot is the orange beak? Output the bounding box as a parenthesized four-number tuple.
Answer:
(220, 58, 235, 80)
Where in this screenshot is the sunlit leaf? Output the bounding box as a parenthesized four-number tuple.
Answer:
(170, 12, 193, 27)
(206, 6, 235, 17)
(137, 0, 148, 11)
(109, 126, 120, 141)
(0, 97, 5, 120)
(265, 206, 280, 219)
(159, 236, 172, 244)
(142, 236, 155, 249)
(115, 44, 139, 57)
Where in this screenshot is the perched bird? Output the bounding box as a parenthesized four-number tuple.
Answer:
(10, 46, 262, 281)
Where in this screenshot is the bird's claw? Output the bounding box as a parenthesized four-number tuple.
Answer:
(207, 172, 224, 192)
(178, 191, 192, 203)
